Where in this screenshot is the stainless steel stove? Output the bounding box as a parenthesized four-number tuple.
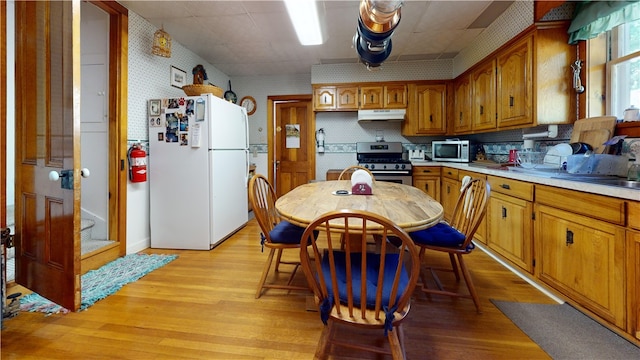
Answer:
(356, 142, 412, 185)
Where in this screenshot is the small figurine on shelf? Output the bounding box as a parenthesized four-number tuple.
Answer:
(182, 65, 223, 97)
(476, 146, 487, 161)
(192, 64, 208, 85)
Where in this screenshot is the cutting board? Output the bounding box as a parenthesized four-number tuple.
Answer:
(569, 116, 617, 154)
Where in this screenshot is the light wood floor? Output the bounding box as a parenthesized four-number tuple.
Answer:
(2, 218, 558, 359)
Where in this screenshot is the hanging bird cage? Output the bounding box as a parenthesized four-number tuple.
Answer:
(152, 27, 172, 57)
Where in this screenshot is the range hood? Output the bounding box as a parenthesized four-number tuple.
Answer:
(357, 109, 406, 122)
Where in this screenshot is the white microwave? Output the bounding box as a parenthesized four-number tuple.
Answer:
(432, 140, 471, 163)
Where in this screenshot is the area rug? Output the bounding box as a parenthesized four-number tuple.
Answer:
(492, 300, 640, 359)
(19, 253, 178, 314)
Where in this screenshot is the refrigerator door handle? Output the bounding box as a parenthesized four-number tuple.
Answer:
(245, 149, 250, 188)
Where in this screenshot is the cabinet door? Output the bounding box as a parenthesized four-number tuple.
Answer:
(413, 177, 440, 201)
(488, 192, 533, 272)
(384, 84, 408, 108)
(440, 177, 460, 222)
(497, 35, 532, 127)
(536, 204, 625, 328)
(359, 86, 384, 109)
(313, 86, 336, 111)
(415, 84, 447, 134)
(337, 86, 359, 110)
(628, 230, 640, 340)
(453, 74, 472, 133)
(459, 170, 487, 244)
(412, 166, 441, 201)
(472, 59, 497, 131)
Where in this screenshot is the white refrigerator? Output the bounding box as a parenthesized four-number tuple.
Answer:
(148, 94, 249, 250)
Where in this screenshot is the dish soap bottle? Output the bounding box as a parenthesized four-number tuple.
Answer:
(628, 160, 640, 181)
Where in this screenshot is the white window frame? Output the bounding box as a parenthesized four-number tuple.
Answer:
(606, 20, 640, 118)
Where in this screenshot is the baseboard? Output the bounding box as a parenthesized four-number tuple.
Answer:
(474, 241, 565, 304)
(127, 237, 151, 254)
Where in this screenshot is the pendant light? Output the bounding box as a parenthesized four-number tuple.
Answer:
(353, 0, 403, 69)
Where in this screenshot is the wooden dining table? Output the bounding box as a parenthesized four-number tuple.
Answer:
(275, 180, 444, 233)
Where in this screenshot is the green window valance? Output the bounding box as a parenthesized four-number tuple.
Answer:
(568, 0, 640, 44)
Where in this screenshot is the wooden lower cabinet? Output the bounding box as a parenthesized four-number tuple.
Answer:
(627, 229, 640, 340)
(326, 169, 342, 181)
(412, 166, 441, 202)
(488, 192, 533, 272)
(440, 168, 459, 222)
(536, 203, 626, 329)
(459, 170, 487, 244)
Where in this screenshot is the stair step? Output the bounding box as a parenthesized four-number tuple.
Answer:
(81, 218, 95, 231)
(81, 218, 95, 242)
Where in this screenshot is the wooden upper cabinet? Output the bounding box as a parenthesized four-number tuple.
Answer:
(337, 86, 359, 110)
(451, 21, 574, 134)
(313, 83, 408, 111)
(497, 34, 533, 127)
(384, 84, 408, 108)
(453, 74, 472, 133)
(313, 86, 337, 111)
(360, 84, 407, 109)
(472, 59, 497, 131)
(359, 85, 384, 109)
(533, 22, 574, 125)
(313, 85, 359, 111)
(403, 83, 447, 136)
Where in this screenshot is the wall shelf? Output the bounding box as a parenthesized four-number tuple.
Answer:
(615, 122, 640, 138)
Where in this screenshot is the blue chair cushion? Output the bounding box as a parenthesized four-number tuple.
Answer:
(268, 221, 307, 244)
(410, 222, 469, 249)
(321, 251, 408, 307)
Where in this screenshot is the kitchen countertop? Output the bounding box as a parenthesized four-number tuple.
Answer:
(411, 160, 640, 201)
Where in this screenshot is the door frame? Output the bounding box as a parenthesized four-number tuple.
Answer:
(89, 1, 128, 258)
(266, 95, 315, 190)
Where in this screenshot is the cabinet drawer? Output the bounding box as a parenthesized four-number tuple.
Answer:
(487, 175, 533, 201)
(442, 167, 458, 180)
(413, 166, 441, 177)
(459, 169, 485, 181)
(536, 184, 625, 226)
(629, 201, 640, 230)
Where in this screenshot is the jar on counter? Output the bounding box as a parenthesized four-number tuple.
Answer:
(624, 105, 640, 122)
(628, 161, 640, 181)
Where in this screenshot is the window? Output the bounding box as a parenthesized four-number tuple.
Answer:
(607, 18, 640, 118)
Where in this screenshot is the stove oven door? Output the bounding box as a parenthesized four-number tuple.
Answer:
(370, 171, 413, 186)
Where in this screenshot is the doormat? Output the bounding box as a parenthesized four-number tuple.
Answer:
(491, 300, 640, 359)
(19, 253, 178, 315)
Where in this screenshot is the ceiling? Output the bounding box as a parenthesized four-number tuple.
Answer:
(120, 0, 515, 77)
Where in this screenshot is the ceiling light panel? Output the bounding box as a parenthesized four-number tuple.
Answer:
(284, 0, 324, 45)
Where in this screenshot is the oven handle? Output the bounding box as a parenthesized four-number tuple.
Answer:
(370, 170, 412, 175)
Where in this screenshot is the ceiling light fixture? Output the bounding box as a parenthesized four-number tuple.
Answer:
(284, 0, 324, 46)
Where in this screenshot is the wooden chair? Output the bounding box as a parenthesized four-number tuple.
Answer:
(249, 174, 310, 299)
(338, 165, 375, 181)
(299, 210, 420, 359)
(409, 178, 490, 313)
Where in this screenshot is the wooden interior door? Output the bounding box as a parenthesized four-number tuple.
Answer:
(269, 96, 315, 197)
(14, 0, 81, 311)
(1, 0, 7, 326)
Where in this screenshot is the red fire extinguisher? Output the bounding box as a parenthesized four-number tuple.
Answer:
(127, 143, 147, 183)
